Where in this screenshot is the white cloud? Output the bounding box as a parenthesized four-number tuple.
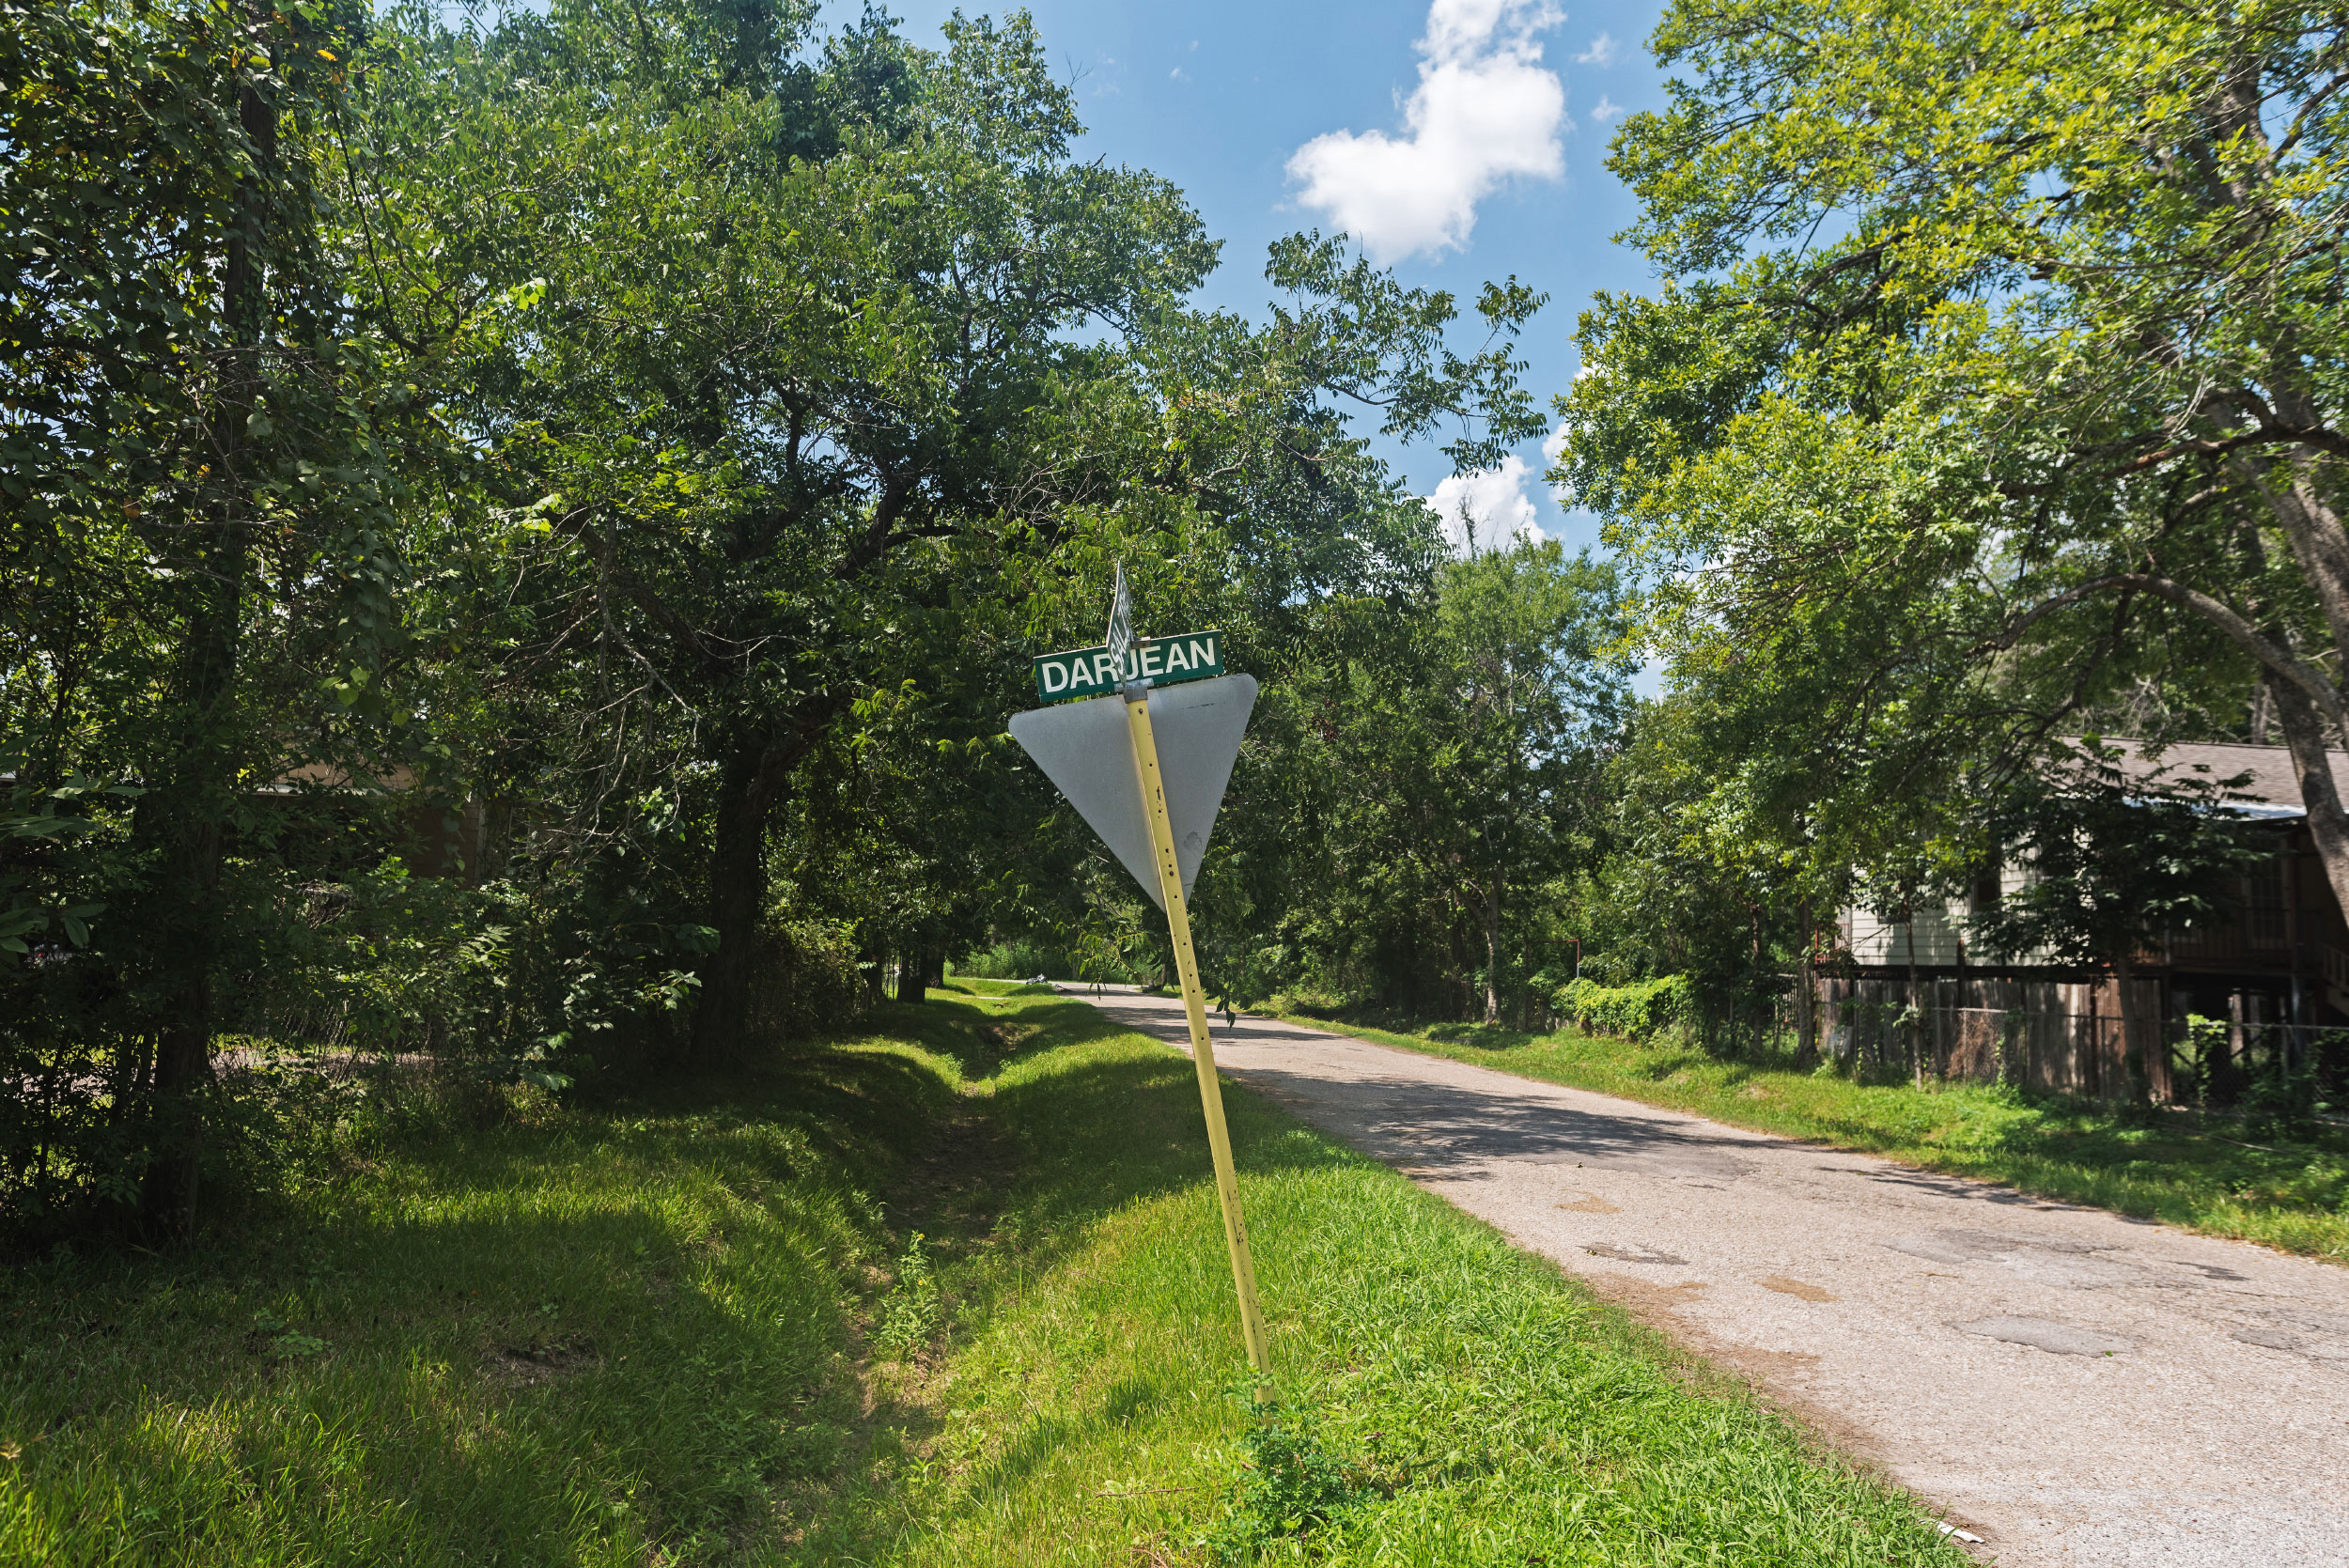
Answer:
(1425, 456, 1545, 554)
(1541, 419, 1569, 467)
(1574, 32, 1619, 67)
(1171, 66, 1188, 81)
(1286, 1, 1566, 263)
(1590, 95, 1623, 123)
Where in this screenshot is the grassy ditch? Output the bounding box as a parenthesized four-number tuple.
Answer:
(0, 1030, 967, 1565)
(0, 989, 1968, 1564)
(1257, 1010, 2349, 1266)
(803, 983, 1966, 1566)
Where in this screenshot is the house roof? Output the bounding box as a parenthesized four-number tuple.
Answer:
(2066, 737, 2344, 821)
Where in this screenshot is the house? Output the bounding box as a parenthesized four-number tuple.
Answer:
(268, 760, 485, 879)
(1823, 739, 2347, 1101)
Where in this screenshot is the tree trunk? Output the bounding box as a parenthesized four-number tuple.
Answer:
(894, 948, 932, 1004)
(134, 34, 275, 1237)
(2113, 948, 2151, 1108)
(2236, 424, 2349, 931)
(1796, 965, 1817, 1070)
(1794, 898, 1818, 1068)
(135, 555, 242, 1237)
(138, 521, 245, 1238)
(1482, 875, 1502, 1025)
(2266, 673, 2349, 931)
(691, 741, 790, 1063)
(1903, 904, 1922, 1089)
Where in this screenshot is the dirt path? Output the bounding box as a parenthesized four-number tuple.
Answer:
(1058, 986, 2349, 1568)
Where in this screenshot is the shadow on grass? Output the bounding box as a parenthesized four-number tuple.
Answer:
(954, 1374, 1170, 1506)
(0, 1038, 973, 1566)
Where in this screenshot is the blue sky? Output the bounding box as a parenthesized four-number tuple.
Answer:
(825, 0, 1672, 556)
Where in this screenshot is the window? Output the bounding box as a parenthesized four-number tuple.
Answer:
(1969, 861, 2002, 915)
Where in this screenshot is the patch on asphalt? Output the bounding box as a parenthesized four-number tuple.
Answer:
(2263, 1307, 2349, 1335)
(1884, 1234, 1982, 1266)
(1583, 1242, 1686, 1265)
(1516, 1141, 1750, 1181)
(1954, 1315, 2134, 1356)
(1760, 1275, 1836, 1302)
(2242, 1312, 2349, 1361)
(1555, 1192, 1620, 1213)
(1882, 1230, 2208, 1290)
(1994, 1250, 2160, 1290)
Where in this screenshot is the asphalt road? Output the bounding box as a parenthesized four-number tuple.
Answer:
(1056, 985, 2349, 1568)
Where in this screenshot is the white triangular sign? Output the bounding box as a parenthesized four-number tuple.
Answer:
(1008, 674, 1257, 909)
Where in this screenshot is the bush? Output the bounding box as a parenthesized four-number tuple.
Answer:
(1556, 974, 1691, 1039)
(2243, 1062, 2334, 1141)
(745, 915, 866, 1050)
(956, 939, 1067, 980)
(957, 938, 1142, 985)
(1205, 1391, 1364, 1562)
(873, 1231, 941, 1359)
(1265, 986, 1349, 1019)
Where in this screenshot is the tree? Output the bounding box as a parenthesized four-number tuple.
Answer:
(1571, 693, 1855, 1056)
(3, 0, 1584, 1241)
(1431, 542, 1628, 1022)
(1221, 540, 1626, 1023)
(1963, 750, 2261, 1104)
(1555, 0, 2349, 930)
(354, 1, 1555, 1065)
(3, 0, 414, 1233)
(350, 1, 1230, 1059)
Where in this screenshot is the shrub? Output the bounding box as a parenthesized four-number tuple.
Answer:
(874, 1232, 941, 1359)
(957, 937, 1149, 986)
(745, 915, 866, 1050)
(956, 939, 1070, 980)
(1265, 986, 1349, 1019)
(1556, 974, 1691, 1039)
(1205, 1391, 1363, 1562)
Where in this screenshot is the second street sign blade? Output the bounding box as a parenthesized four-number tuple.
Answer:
(1032, 629, 1225, 704)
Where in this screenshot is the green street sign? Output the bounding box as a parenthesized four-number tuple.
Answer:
(1032, 630, 1225, 704)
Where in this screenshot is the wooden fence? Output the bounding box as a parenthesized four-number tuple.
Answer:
(1814, 975, 2170, 1101)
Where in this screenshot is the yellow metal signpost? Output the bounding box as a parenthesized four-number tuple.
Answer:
(1122, 691, 1273, 1379)
(1005, 567, 1271, 1383)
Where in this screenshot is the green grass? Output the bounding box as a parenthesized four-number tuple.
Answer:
(1258, 1010, 2349, 1266)
(0, 1032, 967, 1565)
(795, 987, 1965, 1565)
(0, 991, 1968, 1565)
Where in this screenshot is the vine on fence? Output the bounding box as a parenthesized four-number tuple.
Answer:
(1554, 975, 1692, 1039)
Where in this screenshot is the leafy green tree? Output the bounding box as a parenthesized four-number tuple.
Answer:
(353, 0, 1553, 1063)
(1432, 542, 1629, 1021)
(1, 0, 1590, 1246)
(3, 0, 417, 1232)
(1224, 540, 1626, 1023)
(1555, 0, 2349, 930)
(1964, 753, 2261, 1104)
(349, 1, 1225, 1057)
(1572, 695, 1851, 1053)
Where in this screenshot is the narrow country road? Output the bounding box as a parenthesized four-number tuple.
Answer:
(1056, 985, 2349, 1568)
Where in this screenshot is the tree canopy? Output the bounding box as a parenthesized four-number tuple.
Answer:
(1, 0, 1620, 1238)
(1556, 0, 2349, 944)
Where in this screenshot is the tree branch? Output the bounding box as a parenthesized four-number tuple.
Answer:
(1981, 572, 2349, 735)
